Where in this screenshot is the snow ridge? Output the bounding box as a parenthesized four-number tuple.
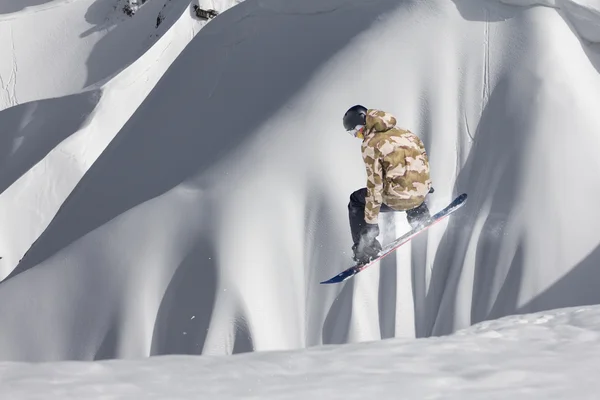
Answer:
(501, 0, 600, 42)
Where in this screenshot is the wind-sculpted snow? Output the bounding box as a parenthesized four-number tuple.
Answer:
(0, 0, 196, 109)
(0, 0, 599, 362)
(500, 0, 600, 42)
(0, 0, 225, 279)
(0, 0, 68, 15)
(1, 305, 600, 399)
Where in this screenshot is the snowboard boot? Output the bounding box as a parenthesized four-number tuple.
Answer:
(352, 239, 382, 265)
(406, 201, 431, 229)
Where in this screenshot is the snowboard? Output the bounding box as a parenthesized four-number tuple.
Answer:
(320, 193, 468, 284)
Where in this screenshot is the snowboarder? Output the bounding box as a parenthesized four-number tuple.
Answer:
(193, 5, 219, 20)
(343, 105, 433, 264)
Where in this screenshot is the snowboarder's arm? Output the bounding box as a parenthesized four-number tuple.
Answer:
(363, 143, 384, 224)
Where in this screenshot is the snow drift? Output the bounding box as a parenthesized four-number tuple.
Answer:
(501, 0, 600, 42)
(0, 0, 201, 110)
(2, 305, 600, 399)
(0, 0, 600, 361)
(0, 0, 219, 278)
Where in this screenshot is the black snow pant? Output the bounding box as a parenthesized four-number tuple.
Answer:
(348, 188, 430, 245)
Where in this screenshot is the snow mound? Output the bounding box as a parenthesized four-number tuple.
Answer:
(0, 0, 600, 363)
(1, 305, 600, 399)
(501, 0, 600, 42)
(0, 0, 221, 279)
(0, 0, 197, 109)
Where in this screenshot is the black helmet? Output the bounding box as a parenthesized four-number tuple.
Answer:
(343, 105, 367, 131)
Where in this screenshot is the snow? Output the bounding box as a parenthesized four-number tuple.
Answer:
(0, 0, 209, 276)
(500, 0, 600, 42)
(2, 305, 600, 399)
(1, 0, 600, 396)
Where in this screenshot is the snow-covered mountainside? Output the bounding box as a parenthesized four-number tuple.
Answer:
(2, 305, 600, 399)
(0, 0, 599, 363)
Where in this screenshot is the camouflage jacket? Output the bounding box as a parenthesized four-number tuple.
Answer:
(361, 109, 432, 224)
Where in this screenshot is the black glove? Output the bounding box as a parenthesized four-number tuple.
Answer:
(352, 223, 382, 264)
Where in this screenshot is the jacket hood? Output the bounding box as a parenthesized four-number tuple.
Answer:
(365, 109, 397, 134)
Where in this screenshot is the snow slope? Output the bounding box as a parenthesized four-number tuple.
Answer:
(0, 0, 203, 109)
(2, 305, 600, 399)
(0, 0, 600, 362)
(500, 0, 600, 42)
(0, 0, 214, 279)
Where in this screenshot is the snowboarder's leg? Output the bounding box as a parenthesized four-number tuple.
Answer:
(406, 201, 431, 229)
(348, 188, 395, 263)
(348, 188, 394, 245)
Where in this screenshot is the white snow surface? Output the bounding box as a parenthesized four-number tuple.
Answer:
(1, 0, 600, 385)
(2, 305, 600, 399)
(500, 0, 600, 42)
